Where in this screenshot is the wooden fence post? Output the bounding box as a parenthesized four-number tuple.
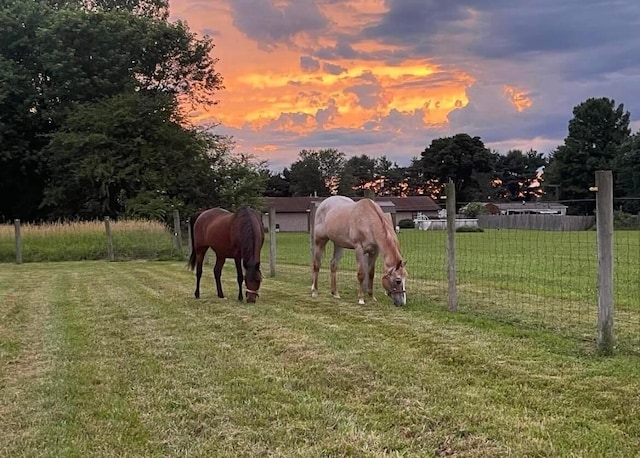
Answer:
(104, 217, 115, 261)
(268, 207, 276, 277)
(173, 209, 182, 254)
(14, 219, 22, 264)
(595, 170, 615, 354)
(187, 217, 192, 259)
(446, 180, 457, 312)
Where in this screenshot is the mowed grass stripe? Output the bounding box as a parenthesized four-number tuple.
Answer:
(0, 266, 56, 455)
(32, 265, 162, 456)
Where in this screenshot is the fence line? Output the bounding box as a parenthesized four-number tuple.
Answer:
(478, 214, 594, 231)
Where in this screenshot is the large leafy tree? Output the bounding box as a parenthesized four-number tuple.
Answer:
(545, 97, 631, 214)
(494, 149, 547, 201)
(418, 133, 496, 203)
(0, 0, 224, 221)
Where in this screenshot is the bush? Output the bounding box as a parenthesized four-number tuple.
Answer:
(460, 202, 487, 218)
(398, 219, 415, 229)
(456, 226, 484, 233)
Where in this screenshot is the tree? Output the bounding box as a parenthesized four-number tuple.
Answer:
(374, 156, 407, 196)
(613, 133, 640, 213)
(337, 154, 376, 196)
(288, 149, 345, 196)
(494, 149, 547, 201)
(212, 153, 267, 211)
(41, 92, 224, 220)
(418, 134, 496, 203)
(0, 0, 224, 221)
(546, 97, 631, 214)
(263, 170, 291, 197)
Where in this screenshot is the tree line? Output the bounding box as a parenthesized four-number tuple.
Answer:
(2, 1, 639, 222)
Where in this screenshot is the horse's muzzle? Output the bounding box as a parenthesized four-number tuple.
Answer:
(245, 289, 259, 303)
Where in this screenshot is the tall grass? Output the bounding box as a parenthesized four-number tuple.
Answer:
(0, 220, 182, 262)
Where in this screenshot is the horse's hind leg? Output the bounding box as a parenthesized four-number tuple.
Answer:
(234, 257, 244, 301)
(355, 246, 368, 305)
(311, 237, 328, 297)
(213, 256, 226, 298)
(330, 244, 344, 298)
(194, 249, 206, 299)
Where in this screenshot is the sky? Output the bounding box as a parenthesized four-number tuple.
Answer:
(169, 0, 640, 171)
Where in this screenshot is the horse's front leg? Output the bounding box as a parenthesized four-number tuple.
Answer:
(367, 252, 378, 302)
(330, 244, 344, 298)
(213, 256, 226, 298)
(355, 247, 368, 305)
(234, 257, 244, 302)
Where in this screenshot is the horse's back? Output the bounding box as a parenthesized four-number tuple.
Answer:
(193, 208, 234, 254)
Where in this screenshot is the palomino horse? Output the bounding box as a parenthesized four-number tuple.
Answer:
(188, 207, 264, 303)
(311, 196, 408, 306)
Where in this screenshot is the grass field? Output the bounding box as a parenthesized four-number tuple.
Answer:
(2, 260, 640, 456)
(0, 220, 181, 262)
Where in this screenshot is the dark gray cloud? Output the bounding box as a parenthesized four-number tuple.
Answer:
(300, 56, 320, 72)
(322, 62, 346, 75)
(229, 0, 328, 49)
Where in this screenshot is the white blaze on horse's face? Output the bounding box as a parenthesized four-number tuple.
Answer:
(382, 262, 407, 306)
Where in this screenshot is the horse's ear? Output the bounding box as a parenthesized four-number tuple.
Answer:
(396, 260, 405, 270)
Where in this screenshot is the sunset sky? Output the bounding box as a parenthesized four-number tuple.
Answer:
(169, 0, 640, 171)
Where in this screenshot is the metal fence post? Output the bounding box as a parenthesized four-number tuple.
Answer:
(595, 170, 615, 354)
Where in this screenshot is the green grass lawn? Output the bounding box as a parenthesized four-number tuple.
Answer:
(1, 261, 640, 456)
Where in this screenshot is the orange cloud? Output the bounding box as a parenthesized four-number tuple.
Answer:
(503, 85, 533, 112)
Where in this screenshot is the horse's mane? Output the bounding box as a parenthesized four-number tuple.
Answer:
(363, 199, 402, 262)
(235, 207, 262, 274)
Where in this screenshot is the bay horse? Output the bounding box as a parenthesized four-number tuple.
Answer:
(188, 207, 264, 303)
(311, 196, 408, 306)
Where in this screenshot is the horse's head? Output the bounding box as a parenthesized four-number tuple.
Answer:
(244, 262, 263, 303)
(382, 260, 407, 306)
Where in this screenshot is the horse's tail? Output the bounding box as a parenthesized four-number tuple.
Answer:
(187, 211, 203, 270)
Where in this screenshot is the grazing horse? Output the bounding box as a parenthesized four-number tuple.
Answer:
(188, 207, 264, 303)
(311, 196, 408, 306)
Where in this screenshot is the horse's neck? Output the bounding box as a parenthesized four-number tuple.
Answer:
(376, 227, 403, 270)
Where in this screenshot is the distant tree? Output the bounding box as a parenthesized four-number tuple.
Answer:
(337, 154, 376, 196)
(546, 97, 631, 214)
(263, 170, 291, 197)
(418, 134, 496, 203)
(374, 156, 407, 196)
(494, 149, 548, 201)
(288, 149, 345, 196)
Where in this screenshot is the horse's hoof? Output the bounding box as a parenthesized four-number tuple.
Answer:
(358, 299, 365, 305)
(331, 293, 341, 299)
(311, 291, 318, 298)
